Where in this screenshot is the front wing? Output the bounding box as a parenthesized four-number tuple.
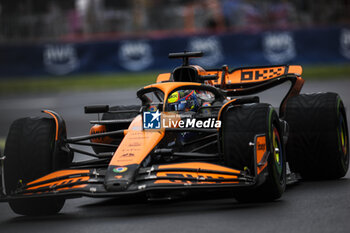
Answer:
(0, 162, 258, 201)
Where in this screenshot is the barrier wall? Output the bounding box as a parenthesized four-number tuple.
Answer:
(0, 27, 349, 77)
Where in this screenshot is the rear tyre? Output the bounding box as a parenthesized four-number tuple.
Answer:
(222, 103, 286, 202)
(285, 93, 349, 179)
(4, 117, 66, 215)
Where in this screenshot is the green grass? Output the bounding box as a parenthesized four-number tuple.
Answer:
(303, 64, 350, 79)
(0, 64, 349, 94)
(0, 72, 158, 94)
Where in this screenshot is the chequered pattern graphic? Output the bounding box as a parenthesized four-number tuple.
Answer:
(240, 67, 285, 81)
(238, 66, 287, 82)
(263, 67, 284, 79)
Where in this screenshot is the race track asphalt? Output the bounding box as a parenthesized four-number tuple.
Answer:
(0, 79, 349, 233)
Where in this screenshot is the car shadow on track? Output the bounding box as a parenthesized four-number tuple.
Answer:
(2, 191, 285, 224)
(2, 177, 349, 225)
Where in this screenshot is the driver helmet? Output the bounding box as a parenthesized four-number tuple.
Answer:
(168, 90, 200, 111)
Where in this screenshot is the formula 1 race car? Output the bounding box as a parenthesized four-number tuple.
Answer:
(0, 51, 348, 216)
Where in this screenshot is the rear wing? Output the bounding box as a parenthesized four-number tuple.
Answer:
(156, 64, 302, 89)
(214, 65, 302, 88)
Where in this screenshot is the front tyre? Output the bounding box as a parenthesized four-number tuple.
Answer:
(4, 117, 66, 215)
(222, 104, 286, 202)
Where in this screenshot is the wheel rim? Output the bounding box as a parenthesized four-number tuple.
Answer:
(273, 127, 283, 176)
(339, 114, 348, 157)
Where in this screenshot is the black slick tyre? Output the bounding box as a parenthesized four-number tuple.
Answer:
(4, 117, 65, 216)
(222, 103, 286, 202)
(285, 93, 349, 179)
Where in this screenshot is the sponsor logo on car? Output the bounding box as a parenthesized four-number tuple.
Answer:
(121, 153, 135, 157)
(128, 142, 141, 147)
(258, 143, 266, 150)
(113, 167, 128, 173)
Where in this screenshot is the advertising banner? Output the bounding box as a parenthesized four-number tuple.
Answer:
(0, 27, 349, 77)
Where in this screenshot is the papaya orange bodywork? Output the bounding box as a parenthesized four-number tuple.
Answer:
(288, 65, 303, 75)
(256, 135, 267, 174)
(109, 115, 165, 166)
(27, 169, 90, 186)
(158, 162, 241, 174)
(43, 110, 59, 141)
(90, 124, 113, 144)
(155, 163, 241, 184)
(154, 169, 238, 184)
(27, 176, 89, 190)
(156, 73, 171, 82)
(56, 184, 87, 191)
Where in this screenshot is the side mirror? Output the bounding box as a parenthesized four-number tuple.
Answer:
(84, 105, 109, 114)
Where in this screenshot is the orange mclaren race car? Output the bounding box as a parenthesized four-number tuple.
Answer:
(0, 52, 348, 216)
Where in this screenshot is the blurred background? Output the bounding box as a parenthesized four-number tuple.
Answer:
(1, 0, 349, 42)
(0, 0, 349, 89)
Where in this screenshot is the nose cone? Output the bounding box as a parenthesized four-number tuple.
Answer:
(104, 115, 165, 192)
(104, 164, 138, 192)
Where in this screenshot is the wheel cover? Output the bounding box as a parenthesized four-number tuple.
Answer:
(339, 114, 348, 157)
(273, 127, 283, 175)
